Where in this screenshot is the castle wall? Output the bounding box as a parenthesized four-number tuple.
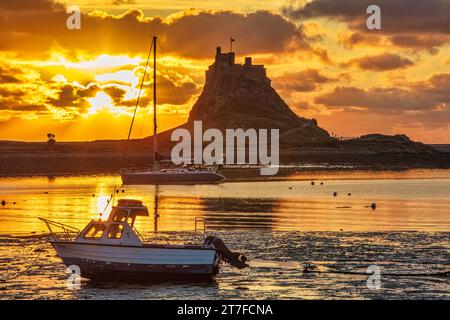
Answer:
(207, 47, 270, 85)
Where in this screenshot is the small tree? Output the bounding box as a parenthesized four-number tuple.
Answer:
(47, 133, 56, 147)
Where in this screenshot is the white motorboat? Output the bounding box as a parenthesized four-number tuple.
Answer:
(40, 199, 247, 281)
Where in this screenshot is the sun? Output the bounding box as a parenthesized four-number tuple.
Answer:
(87, 91, 116, 115)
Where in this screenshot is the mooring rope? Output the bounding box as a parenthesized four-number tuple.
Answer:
(0, 236, 50, 282)
(302, 266, 449, 278)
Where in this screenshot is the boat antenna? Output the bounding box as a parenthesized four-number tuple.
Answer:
(122, 37, 154, 162)
(152, 36, 157, 171)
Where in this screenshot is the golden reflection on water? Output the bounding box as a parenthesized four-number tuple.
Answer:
(0, 169, 449, 235)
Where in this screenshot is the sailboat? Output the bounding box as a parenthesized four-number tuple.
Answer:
(120, 36, 225, 185)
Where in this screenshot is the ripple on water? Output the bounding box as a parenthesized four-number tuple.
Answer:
(0, 231, 448, 299)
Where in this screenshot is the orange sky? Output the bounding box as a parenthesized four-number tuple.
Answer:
(0, 0, 449, 143)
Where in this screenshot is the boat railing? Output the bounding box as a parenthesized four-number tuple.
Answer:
(38, 218, 80, 241)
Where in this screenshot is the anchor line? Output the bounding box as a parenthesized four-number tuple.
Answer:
(302, 267, 449, 278)
(0, 236, 50, 282)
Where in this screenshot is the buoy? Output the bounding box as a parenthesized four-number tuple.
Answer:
(1, 200, 5, 206)
(333, 192, 337, 197)
(371, 202, 377, 210)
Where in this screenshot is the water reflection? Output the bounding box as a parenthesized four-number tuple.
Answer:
(0, 172, 449, 234)
(200, 198, 278, 230)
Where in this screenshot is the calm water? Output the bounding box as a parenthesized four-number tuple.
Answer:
(0, 169, 449, 299)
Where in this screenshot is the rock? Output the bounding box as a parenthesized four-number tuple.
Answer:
(185, 48, 332, 145)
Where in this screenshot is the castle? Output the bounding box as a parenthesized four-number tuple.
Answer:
(205, 46, 271, 85)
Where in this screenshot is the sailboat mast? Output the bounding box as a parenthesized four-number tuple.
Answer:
(152, 36, 157, 168)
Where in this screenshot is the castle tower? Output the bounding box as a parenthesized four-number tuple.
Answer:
(215, 46, 235, 66)
(207, 46, 270, 85)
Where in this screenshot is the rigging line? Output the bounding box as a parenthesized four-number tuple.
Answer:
(122, 38, 154, 162)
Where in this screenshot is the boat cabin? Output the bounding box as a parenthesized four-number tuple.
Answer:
(76, 199, 148, 246)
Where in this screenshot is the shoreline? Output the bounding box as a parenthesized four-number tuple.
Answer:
(1, 139, 449, 177)
(1, 166, 449, 181)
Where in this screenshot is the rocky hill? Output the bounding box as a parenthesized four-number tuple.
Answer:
(185, 46, 331, 145)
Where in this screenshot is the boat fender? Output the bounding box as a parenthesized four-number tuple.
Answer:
(204, 236, 249, 269)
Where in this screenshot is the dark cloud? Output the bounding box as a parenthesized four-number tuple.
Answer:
(339, 31, 383, 48)
(315, 86, 430, 111)
(0, 66, 27, 84)
(111, 0, 136, 5)
(389, 35, 448, 54)
(48, 83, 100, 109)
(274, 68, 337, 92)
(283, 0, 450, 34)
(0, 1, 315, 59)
(103, 85, 127, 105)
(341, 53, 414, 71)
(0, 86, 48, 112)
(0, 87, 27, 99)
(315, 73, 450, 118)
(0, 0, 63, 12)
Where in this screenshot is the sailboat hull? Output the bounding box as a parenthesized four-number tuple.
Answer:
(121, 171, 224, 184)
(52, 241, 219, 281)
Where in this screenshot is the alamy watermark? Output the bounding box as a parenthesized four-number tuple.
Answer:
(66, 5, 81, 30)
(171, 121, 280, 175)
(366, 265, 381, 290)
(366, 5, 381, 30)
(66, 264, 81, 289)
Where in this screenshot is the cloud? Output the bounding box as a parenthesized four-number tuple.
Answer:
(0, 0, 63, 12)
(0, 86, 49, 112)
(47, 83, 100, 109)
(111, 0, 136, 5)
(389, 35, 448, 54)
(0, 66, 22, 83)
(315, 73, 450, 117)
(338, 31, 384, 48)
(274, 68, 338, 92)
(283, 0, 450, 53)
(341, 53, 414, 71)
(0, 1, 315, 59)
(283, 0, 450, 34)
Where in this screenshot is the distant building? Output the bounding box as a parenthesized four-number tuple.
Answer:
(205, 46, 271, 85)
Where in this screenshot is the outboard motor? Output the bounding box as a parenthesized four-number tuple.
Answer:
(204, 236, 248, 269)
